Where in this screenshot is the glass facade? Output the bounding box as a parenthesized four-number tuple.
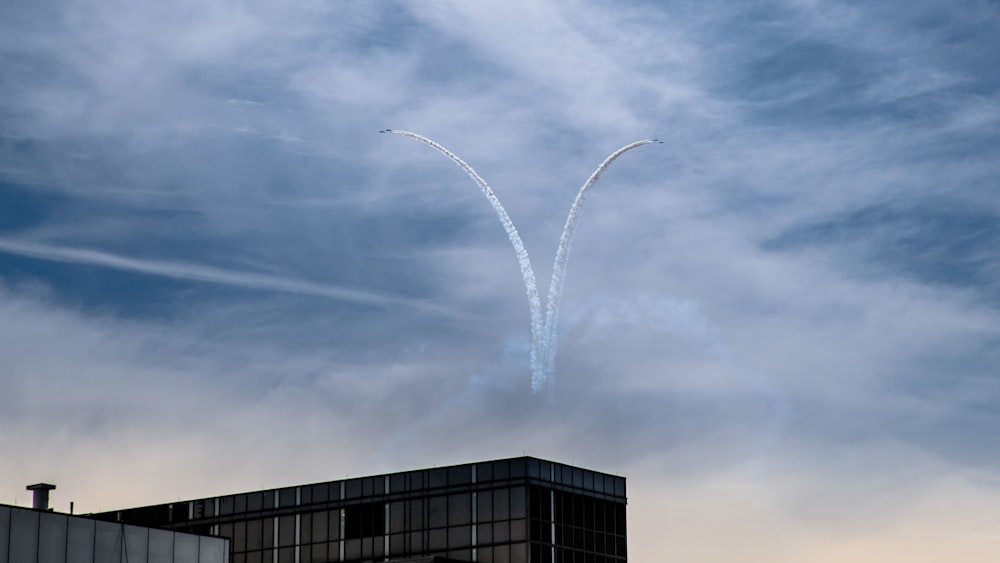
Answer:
(93, 457, 626, 563)
(0, 503, 228, 563)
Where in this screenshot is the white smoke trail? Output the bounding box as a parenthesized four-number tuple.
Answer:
(387, 130, 547, 393)
(541, 140, 659, 394)
(386, 129, 658, 396)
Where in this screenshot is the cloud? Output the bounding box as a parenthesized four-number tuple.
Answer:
(0, 237, 461, 315)
(2, 0, 1000, 560)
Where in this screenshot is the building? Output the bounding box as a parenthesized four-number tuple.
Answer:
(92, 457, 626, 563)
(0, 499, 228, 563)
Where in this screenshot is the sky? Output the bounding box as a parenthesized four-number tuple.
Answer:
(1, 0, 999, 560)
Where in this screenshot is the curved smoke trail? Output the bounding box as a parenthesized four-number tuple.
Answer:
(541, 140, 659, 392)
(387, 130, 547, 393)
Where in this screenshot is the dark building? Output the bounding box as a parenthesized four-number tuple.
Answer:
(92, 457, 626, 563)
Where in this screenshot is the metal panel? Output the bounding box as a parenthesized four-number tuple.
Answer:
(9, 508, 39, 563)
(66, 516, 95, 563)
(0, 506, 10, 563)
(38, 511, 68, 563)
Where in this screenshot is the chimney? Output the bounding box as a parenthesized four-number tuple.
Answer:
(26, 483, 56, 511)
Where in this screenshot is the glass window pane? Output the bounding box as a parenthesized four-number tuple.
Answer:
(409, 471, 425, 491)
(263, 518, 276, 549)
(344, 539, 361, 561)
(408, 532, 423, 553)
(494, 489, 510, 520)
(448, 494, 471, 526)
(389, 533, 405, 555)
(528, 459, 541, 479)
(428, 496, 446, 528)
(192, 499, 211, 519)
(306, 543, 326, 563)
(311, 483, 329, 504)
(345, 479, 362, 499)
(361, 537, 373, 560)
(247, 519, 263, 551)
(509, 520, 525, 543)
(510, 487, 526, 519)
(448, 466, 471, 486)
(477, 490, 493, 523)
(389, 474, 406, 493)
(494, 520, 510, 544)
(389, 502, 405, 532)
(279, 515, 296, 547)
(540, 461, 552, 482)
(279, 488, 296, 508)
(428, 528, 446, 551)
(476, 463, 493, 483)
(330, 510, 341, 541)
(229, 521, 244, 552)
(478, 522, 493, 545)
(511, 542, 528, 563)
(311, 510, 328, 543)
(510, 459, 526, 478)
(448, 526, 472, 548)
(299, 514, 312, 544)
(428, 469, 446, 489)
(493, 461, 509, 481)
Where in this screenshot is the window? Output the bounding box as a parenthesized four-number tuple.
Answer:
(448, 494, 471, 526)
(344, 502, 384, 539)
(448, 466, 472, 485)
(428, 496, 447, 528)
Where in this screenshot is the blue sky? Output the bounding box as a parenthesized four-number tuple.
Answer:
(2, 0, 999, 560)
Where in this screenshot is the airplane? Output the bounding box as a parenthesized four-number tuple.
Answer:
(379, 129, 393, 133)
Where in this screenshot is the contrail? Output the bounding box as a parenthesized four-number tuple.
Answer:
(0, 237, 462, 317)
(386, 130, 546, 392)
(385, 129, 659, 395)
(541, 140, 660, 393)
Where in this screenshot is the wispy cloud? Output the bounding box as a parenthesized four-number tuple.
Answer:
(0, 237, 460, 316)
(2, 0, 999, 560)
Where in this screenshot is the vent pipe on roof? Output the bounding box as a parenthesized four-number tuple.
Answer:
(26, 483, 56, 511)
